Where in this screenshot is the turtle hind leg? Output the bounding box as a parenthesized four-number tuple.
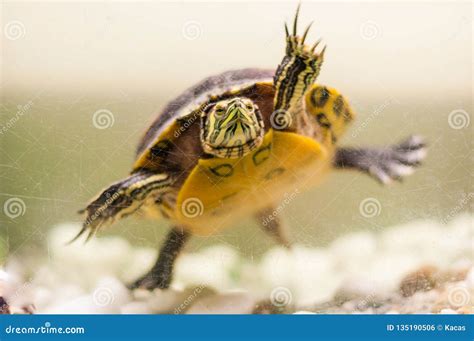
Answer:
(255, 207, 292, 249)
(333, 136, 427, 184)
(130, 227, 190, 290)
(72, 172, 173, 243)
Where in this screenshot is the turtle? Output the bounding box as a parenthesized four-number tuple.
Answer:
(73, 5, 427, 290)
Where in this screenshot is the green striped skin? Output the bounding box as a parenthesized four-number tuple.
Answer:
(201, 97, 264, 158)
(273, 5, 325, 131)
(72, 172, 173, 242)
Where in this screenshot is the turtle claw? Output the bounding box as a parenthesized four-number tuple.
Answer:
(129, 274, 168, 291)
(334, 136, 427, 185)
(273, 4, 326, 113)
(284, 5, 326, 61)
(369, 136, 427, 185)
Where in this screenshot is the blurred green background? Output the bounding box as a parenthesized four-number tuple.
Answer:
(1, 1, 472, 263)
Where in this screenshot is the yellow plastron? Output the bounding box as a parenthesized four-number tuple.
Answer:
(175, 129, 330, 235)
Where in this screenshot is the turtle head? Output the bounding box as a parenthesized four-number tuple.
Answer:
(201, 97, 264, 158)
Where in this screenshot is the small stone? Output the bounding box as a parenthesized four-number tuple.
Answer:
(293, 310, 316, 314)
(440, 308, 457, 314)
(120, 301, 152, 314)
(185, 291, 256, 314)
(400, 266, 437, 297)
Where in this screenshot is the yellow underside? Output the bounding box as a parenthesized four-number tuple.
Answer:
(169, 129, 331, 235)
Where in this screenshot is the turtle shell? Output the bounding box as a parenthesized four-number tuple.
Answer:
(132, 68, 332, 235)
(133, 68, 275, 185)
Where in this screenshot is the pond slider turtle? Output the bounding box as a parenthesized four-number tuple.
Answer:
(74, 5, 427, 290)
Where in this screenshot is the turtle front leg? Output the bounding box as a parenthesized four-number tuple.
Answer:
(273, 5, 325, 132)
(72, 171, 174, 243)
(333, 136, 427, 184)
(255, 207, 291, 248)
(130, 227, 190, 290)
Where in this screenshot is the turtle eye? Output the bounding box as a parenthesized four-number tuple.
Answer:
(214, 107, 225, 116)
(245, 104, 253, 111)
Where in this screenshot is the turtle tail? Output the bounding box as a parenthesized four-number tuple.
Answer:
(69, 172, 173, 244)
